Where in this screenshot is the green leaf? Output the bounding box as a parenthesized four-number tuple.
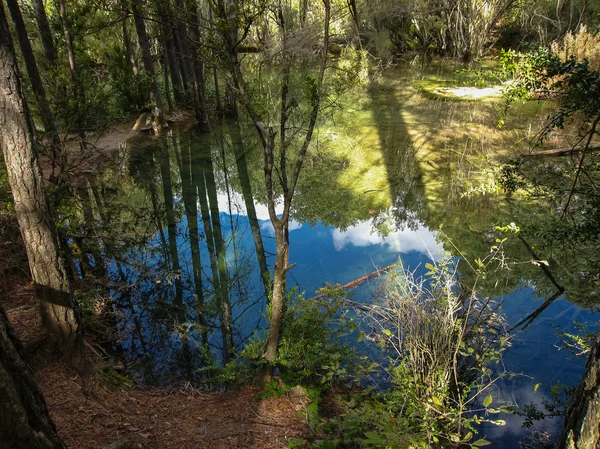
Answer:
(472, 439, 492, 446)
(483, 394, 493, 408)
(533, 382, 542, 393)
(357, 331, 365, 342)
(288, 438, 305, 448)
(432, 396, 443, 407)
(382, 329, 392, 337)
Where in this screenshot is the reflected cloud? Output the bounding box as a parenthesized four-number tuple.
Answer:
(260, 219, 303, 234)
(217, 191, 284, 221)
(332, 220, 444, 259)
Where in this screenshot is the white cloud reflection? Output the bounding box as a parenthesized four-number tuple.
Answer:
(332, 221, 444, 259)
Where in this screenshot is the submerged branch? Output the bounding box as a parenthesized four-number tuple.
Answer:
(310, 263, 398, 301)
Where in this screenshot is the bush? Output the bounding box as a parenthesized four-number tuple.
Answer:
(242, 289, 365, 388)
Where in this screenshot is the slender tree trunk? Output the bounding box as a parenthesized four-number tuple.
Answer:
(559, 332, 600, 449)
(58, 0, 87, 143)
(0, 2, 83, 350)
(158, 140, 184, 314)
(32, 0, 56, 65)
(161, 40, 174, 112)
(208, 7, 222, 115)
(262, 223, 286, 367)
(185, 0, 208, 126)
(177, 135, 208, 343)
(347, 0, 360, 37)
(228, 121, 270, 297)
(0, 304, 67, 449)
(131, 0, 165, 128)
(300, 0, 308, 27)
(6, 0, 60, 154)
(173, 0, 195, 99)
(203, 152, 234, 361)
(165, 32, 185, 105)
(121, 14, 138, 76)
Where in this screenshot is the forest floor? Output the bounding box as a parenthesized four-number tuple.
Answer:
(0, 113, 310, 449)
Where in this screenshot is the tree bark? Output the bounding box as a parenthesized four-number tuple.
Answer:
(184, 0, 208, 126)
(229, 121, 270, 297)
(177, 135, 208, 343)
(6, 0, 59, 151)
(131, 0, 165, 128)
(31, 0, 56, 65)
(0, 304, 67, 449)
(559, 332, 600, 449)
(57, 0, 87, 143)
(0, 1, 83, 350)
(203, 151, 234, 361)
(121, 13, 138, 76)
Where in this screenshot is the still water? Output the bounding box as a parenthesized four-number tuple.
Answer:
(78, 64, 599, 446)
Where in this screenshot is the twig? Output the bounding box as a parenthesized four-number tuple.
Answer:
(516, 234, 564, 293)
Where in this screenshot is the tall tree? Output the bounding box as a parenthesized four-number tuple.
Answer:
(213, 0, 331, 378)
(6, 0, 60, 156)
(0, 1, 83, 349)
(31, 0, 56, 65)
(121, 12, 138, 76)
(0, 304, 67, 449)
(131, 0, 166, 128)
(184, 0, 208, 125)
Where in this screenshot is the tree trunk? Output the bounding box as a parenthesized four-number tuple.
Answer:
(31, 0, 56, 65)
(559, 332, 600, 448)
(121, 14, 138, 76)
(0, 2, 83, 350)
(229, 121, 270, 297)
(184, 0, 208, 126)
(0, 304, 67, 449)
(131, 0, 165, 128)
(262, 223, 286, 370)
(177, 135, 208, 343)
(161, 39, 174, 112)
(6, 0, 59, 152)
(58, 0, 86, 142)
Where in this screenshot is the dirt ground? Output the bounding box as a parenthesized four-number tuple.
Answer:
(1, 115, 310, 449)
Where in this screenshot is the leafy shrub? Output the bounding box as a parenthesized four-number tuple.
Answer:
(242, 289, 365, 388)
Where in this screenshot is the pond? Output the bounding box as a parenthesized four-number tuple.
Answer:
(73, 62, 599, 447)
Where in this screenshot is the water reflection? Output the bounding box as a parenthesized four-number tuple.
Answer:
(69, 64, 600, 446)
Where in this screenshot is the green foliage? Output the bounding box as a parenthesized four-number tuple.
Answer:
(331, 47, 371, 95)
(514, 381, 574, 428)
(242, 290, 364, 388)
(276, 293, 364, 387)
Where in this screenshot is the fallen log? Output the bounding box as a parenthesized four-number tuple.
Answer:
(310, 263, 398, 301)
(520, 145, 600, 158)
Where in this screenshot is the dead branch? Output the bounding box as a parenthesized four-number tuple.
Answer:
(520, 145, 600, 158)
(310, 263, 398, 301)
